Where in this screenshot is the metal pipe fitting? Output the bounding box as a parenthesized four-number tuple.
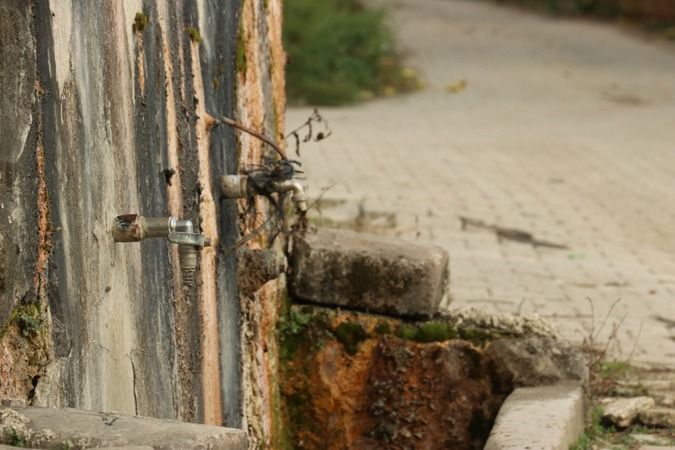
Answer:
(221, 175, 248, 199)
(112, 214, 210, 287)
(220, 175, 308, 213)
(271, 179, 308, 213)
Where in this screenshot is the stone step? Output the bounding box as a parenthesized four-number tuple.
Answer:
(290, 228, 449, 319)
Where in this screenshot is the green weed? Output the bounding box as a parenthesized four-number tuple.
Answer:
(283, 0, 419, 105)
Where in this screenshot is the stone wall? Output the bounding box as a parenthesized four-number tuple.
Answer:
(0, 0, 286, 443)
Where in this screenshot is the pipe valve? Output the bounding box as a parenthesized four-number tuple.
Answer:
(112, 214, 210, 286)
(220, 175, 308, 213)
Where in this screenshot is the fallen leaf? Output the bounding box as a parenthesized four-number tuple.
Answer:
(446, 79, 467, 94)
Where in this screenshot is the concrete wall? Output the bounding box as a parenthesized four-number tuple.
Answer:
(0, 0, 286, 439)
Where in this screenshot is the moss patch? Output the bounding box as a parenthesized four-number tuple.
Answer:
(133, 12, 148, 32)
(1, 303, 44, 339)
(185, 27, 202, 43)
(415, 321, 458, 342)
(374, 320, 391, 335)
(278, 308, 312, 361)
(334, 321, 368, 355)
(395, 322, 459, 343)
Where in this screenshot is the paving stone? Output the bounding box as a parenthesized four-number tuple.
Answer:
(602, 397, 656, 428)
(631, 433, 671, 445)
(290, 228, 449, 318)
(640, 408, 675, 428)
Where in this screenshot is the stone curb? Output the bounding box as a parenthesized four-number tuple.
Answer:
(484, 382, 586, 450)
(0, 406, 247, 450)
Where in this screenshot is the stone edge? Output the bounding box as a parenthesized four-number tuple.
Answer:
(483, 382, 586, 450)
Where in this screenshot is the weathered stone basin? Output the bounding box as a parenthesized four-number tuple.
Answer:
(278, 306, 586, 450)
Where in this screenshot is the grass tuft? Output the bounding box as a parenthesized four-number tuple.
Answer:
(283, 0, 420, 105)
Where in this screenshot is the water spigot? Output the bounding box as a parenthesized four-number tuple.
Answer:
(112, 214, 211, 286)
(220, 175, 308, 213)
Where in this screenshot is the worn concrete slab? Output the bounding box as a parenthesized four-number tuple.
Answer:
(0, 406, 247, 450)
(289, 228, 449, 318)
(483, 382, 585, 450)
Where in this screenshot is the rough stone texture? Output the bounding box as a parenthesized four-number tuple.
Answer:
(486, 336, 589, 387)
(237, 248, 287, 297)
(0, 406, 247, 449)
(631, 433, 672, 446)
(0, 0, 286, 437)
(443, 307, 558, 338)
(483, 383, 585, 450)
(0, 0, 38, 331)
(289, 228, 449, 318)
(602, 396, 656, 428)
(0, 400, 26, 409)
(639, 408, 675, 428)
(280, 306, 585, 450)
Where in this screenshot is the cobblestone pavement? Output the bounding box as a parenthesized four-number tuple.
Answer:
(286, 0, 675, 364)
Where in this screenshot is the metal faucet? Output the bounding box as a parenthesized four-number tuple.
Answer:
(220, 175, 308, 213)
(112, 214, 211, 286)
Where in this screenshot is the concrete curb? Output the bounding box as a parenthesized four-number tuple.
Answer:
(484, 382, 586, 450)
(0, 406, 247, 450)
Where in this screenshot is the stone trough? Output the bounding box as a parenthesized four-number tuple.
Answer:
(282, 228, 588, 450)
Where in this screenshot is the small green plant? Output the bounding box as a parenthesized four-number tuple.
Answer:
(599, 360, 630, 380)
(13, 303, 43, 338)
(333, 321, 368, 355)
(278, 308, 312, 360)
(283, 0, 419, 105)
(569, 406, 607, 450)
(185, 27, 202, 43)
(4, 427, 27, 447)
(133, 12, 148, 32)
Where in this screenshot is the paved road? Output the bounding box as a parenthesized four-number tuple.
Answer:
(287, 0, 675, 364)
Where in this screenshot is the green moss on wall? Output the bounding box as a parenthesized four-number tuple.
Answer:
(133, 12, 148, 32)
(333, 321, 368, 355)
(185, 27, 202, 43)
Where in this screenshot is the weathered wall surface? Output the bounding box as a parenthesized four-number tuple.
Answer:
(0, 0, 286, 439)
